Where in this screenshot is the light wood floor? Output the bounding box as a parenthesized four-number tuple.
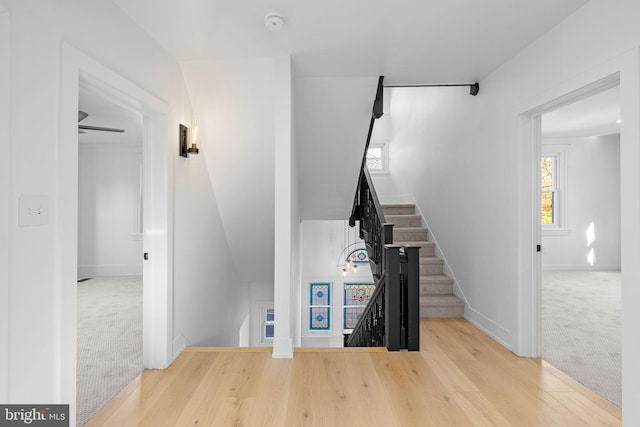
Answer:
(86, 319, 621, 426)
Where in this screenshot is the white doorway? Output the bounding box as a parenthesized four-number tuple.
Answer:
(76, 84, 145, 424)
(514, 51, 640, 419)
(538, 85, 622, 405)
(59, 44, 172, 424)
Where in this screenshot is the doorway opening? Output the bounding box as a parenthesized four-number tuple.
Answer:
(59, 43, 172, 425)
(538, 85, 621, 406)
(76, 82, 145, 424)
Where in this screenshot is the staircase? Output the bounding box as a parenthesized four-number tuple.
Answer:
(382, 204, 464, 318)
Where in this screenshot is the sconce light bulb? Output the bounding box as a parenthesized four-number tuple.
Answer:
(342, 268, 347, 276)
(353, 264, 358, 273)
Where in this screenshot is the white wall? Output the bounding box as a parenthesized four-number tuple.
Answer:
(542, 135, 621, 270)
(371, 0, 640, 421)
(173, 144, 247, 348)
(295, 76, 378, 220)
(78, 145, 142, 276)
(181, 57, 276, 307)
(299, 220, 373, 347)
(4, 1, 243, 422)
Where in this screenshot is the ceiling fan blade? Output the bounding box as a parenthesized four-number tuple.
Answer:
(78, 125, 125, 133)
(78, 111, 88, 122)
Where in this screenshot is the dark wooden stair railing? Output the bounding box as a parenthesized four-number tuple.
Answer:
(345, 76, 420, 351)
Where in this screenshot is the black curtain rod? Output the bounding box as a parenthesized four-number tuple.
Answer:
(384, 82, 479, 96)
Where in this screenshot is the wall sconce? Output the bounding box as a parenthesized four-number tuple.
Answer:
(188, 125, 200, 155)
(179, 124, 199, 157)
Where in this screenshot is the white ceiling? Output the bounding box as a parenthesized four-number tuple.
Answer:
(78, 86, 143, 145)
(110, 0, 588, 83)
(542, 85, 620, 138)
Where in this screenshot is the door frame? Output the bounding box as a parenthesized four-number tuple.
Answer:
(516, 48, 640, 415)
(518, 73, 620, 356)
(59, 44, 173, 413)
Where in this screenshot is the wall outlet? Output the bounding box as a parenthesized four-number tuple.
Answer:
(19, 195, 48, 226)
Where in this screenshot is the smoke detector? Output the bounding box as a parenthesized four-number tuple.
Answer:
(265, 12, 285, 31)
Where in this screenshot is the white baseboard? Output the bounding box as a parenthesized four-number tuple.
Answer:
(78, 263, 143, 276)
(171, 334, 188, 364)
(464, 307, 513, 352)
(542, 264, 621, 272)
(272, 337, 294, 358)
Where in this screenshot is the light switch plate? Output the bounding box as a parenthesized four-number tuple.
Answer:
(19, 195, 48, 226)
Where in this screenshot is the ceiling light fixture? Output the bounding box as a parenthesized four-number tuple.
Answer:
(265, 12, 285, 31)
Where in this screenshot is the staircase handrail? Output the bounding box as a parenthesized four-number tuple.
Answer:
(345, 75, 420, 351)
(349, 76, 385, 226)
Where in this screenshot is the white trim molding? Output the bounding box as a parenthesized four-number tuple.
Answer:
(516, 55, 633, 362)
(59, 43, 172, 421)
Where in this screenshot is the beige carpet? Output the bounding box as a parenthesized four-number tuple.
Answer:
(541, 271, 621, 406)
(77, 276, 143, 426)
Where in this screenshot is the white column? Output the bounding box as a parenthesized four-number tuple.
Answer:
(273, 56, 294, 358)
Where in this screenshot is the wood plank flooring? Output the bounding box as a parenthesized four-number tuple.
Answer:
(86, 319, 621, 426)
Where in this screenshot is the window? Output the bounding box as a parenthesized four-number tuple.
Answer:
(541, 155, 556, 225)
(366, 143, 388, 173)
(343, 282, 375, 330)
(309, 282, 331, 331)
(541, 145, 569, 234)
(264, 308, 275, 340)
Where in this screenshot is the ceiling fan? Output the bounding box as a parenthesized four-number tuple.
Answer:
(78, 110, 125, 134)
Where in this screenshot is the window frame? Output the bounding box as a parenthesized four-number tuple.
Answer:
(263, 307, 275, 341)
(342, 282, 376, 333)
(308, 282, 331, 332)
(366, 141, 389, 174)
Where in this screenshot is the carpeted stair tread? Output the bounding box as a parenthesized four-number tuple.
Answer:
(396, 241, 435, 256)
(420, 274, 453, 284)
(420, 294, 465, 307)
(382, 204, 416, 215)
(420, 305, 465, 318)
(385, 214, 421, 227)
(420, 283, 454, 296)
(393, 227, 428, 241)
(420, 256, 444, 263)
(419, 257, 444, 275)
